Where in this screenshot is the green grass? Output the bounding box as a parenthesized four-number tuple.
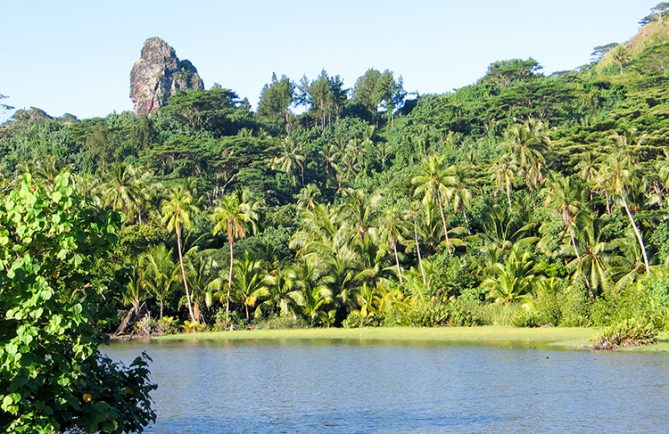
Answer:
(156, 326, 598, 349)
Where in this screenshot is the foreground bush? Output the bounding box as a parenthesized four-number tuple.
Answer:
(0, 174, 156, 433)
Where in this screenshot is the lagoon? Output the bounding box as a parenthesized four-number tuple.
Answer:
(107, 337, 669, 433)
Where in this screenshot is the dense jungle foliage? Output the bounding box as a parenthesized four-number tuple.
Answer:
(4, 9, 669, 339)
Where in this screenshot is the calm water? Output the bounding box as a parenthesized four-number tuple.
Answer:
(106, 339, 669, 433)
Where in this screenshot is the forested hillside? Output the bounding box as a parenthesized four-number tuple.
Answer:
(3, 7, 669, 335)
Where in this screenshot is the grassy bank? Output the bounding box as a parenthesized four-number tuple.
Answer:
(156, 327, 669, 351)
(156, 326, 597, 349)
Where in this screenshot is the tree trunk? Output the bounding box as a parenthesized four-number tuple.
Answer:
(569, 224, 593, 298)
(226, 226, 235, 323)
(391, 238, 403, 283)
(462, 208, 470, 233)
(435, 188, 451, 255)
(413, 216, 427, 288)
(506, 183, 513, 214)
(621, 195, 651, 276)
(176, 228, 196, 323)
(159, 298, 164, 320)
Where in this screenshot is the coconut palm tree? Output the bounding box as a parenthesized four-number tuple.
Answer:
(491, 155, 517, 214)
(296, 184, 321, 210)
(610, 45, 631, 75)
(143, 244, 178, 320)
(211, 189, 261, 322)
(503, 119, 550, 189)
(563, 214, 619, 299)
(260, 266, 299, 316)
(599, 152, 651, 275)
(379, 207, 406, 283)
(541, 173, 591, 289)
(270, 136, 306, 186)
(403, 205, 427, 287)
(411, 154, 456, 252)
(102, 165, 152, 225)
(230, 256, 268, 321)
(161, 186, 199, 322)
(447, 164, 474, 230)
(481, 245, 537, 304)
(115, 261, 150, 335)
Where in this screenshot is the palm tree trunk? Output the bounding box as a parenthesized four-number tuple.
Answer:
(462, 208, 470, 233)
(569, 225, 592, 296)
(621, 196, 651, 276)
(413, 216, 427, 287)
(226, 226, 234, 323)
(435, 189, 451, 254)
(391, 238, 403, 283)
(176, 228, 196, 323)
(159, 298, 164, 320)
(506, 183, 513, 214)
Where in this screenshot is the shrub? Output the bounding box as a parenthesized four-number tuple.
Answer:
(156, 316, 179, 335)
(383, 302, 449, 327)
(254, 315, 310, 330)
(449, 288, 486, 326)
(476, 302, 523, 326)
(0, 174, 155, 433)
(557, 283, 592, 327)
(511, 308, 543, 328)
(592, 319, 658, 350)
(133, 315, 156, 336)
(592, 274, 669, 330)
(181, 320, 208, 333)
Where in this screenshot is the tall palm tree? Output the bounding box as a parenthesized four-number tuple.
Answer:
(403, 205, 427, 287)
(491, 155, 516, 214)
(143, 244, 178, 320)
(503, 119, 550, 189)
(115, 261, 150, 335)
(102, 165, 152, 225)
(211, 189, 260, 322)
(161, 186, 199, 322)
(564, 215, 619, 299)
(229, 256, 268, 320)
(379, 207, 405, 283)
(411, 154, 456, 253)
(541, 173, 591, 289)
(296, 184, 321, 210)
(599, 152, 651, 275)
(270, 136, 306, 186)
(447, 164, 474, 230)
(610, 45, 631, 75)
(260, 266, 299, 316)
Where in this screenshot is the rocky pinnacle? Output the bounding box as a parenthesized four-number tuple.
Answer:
(129, 37, 204, 116)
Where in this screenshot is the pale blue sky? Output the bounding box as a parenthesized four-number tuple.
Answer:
(1, 1, 659, 119)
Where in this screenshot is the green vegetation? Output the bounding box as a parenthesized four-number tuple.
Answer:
(157, 326, 598, 349)
(0, 174, 155, 433)
(3, 4, 669, 392)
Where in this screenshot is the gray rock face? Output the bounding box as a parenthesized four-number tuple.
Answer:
(130, 37, 204, 116)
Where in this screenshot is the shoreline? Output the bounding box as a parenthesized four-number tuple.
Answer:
(142, 326, 666, 352)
